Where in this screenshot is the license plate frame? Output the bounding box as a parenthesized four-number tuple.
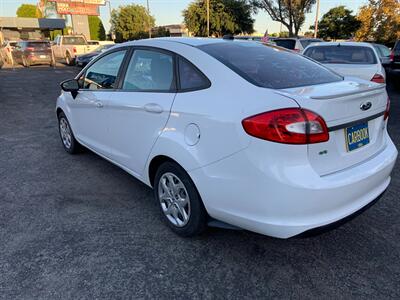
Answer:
(345, 122, 370, 152)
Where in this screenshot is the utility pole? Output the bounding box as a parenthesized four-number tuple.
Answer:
(314, 0, 320, 38)
(147, 0, 152, 38)
(206, 0, 210, 37)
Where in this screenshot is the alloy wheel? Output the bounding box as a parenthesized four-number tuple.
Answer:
(158, 172, 191, 227)
(59, 117, 72, 149)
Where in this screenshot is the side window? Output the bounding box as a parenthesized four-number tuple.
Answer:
(178, 57, 210, 91)
(82, 50, 126, 90)
(122, 49, 175, 92)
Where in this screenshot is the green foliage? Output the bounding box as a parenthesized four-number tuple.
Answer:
(311, 6, 361, 40)
(111, 4, 155, 42)
(16, 4, 43, 18)
(183, 0, 255, 37)
(254, 0, 316, 37)
(88, 16, 106, 41)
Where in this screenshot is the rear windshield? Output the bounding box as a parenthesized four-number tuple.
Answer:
(304, 45, 377, 64)
(63, 37, 86, 45)
(300, 39, 322, 48)
(274, 39, 297, 49)
(27, 42, 50, 48)
(198, 42, 342, 89)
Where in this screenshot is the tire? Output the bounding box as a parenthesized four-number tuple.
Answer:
(58, 112, 81, 154)
(65, 53, 72, 66)
(22, 56, 30, 68)
(154, 161, 207, 237)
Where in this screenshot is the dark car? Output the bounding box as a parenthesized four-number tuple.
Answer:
(12, 40, 54, 67)
(75, 44, 115, 67)
(389, 40, 400, 79)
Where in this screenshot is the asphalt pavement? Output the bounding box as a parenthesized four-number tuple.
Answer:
(0, 65, 399, 299)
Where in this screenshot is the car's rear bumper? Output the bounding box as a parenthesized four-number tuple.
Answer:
(189, 133, 397, 238)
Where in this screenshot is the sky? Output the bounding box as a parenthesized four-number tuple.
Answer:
(0, 0, 369, 34)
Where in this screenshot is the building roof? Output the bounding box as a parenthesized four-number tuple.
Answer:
(0, 17, 65, 29)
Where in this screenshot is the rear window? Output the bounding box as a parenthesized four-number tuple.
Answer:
(198, 42, 342, 89)
(274, 39, 296, 50)
(27, 42, 50, 48)
(300, 39, 322, 48)
(63, 37, 86, 45)
(304, 45, 377, 64)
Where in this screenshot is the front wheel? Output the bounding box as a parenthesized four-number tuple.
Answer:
(65, 53, 72, 66)
(58, 112, 81, 154)
(154, 162, 207, 237)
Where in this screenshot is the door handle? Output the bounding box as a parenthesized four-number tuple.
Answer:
(95, 101, 103, 108)
(144, 103, 163, 114)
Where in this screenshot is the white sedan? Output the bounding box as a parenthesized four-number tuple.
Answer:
(56, 38, 397, 238)
(303, 42, 386, 83)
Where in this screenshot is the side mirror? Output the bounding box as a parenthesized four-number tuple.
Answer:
(60, 79, 79, 99)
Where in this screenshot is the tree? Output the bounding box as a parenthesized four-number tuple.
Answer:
(16, 4, 43, 18)
(356, 0, 400, 44)
(183, 0, 255, 37)
(254, 0, 316, 37)
(111, 4, 155, 42)
(88, 16, 106, 41)
(152, 27, 171, 38)
(310, 6, 361, 40)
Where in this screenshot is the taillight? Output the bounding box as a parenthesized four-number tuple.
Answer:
(390, 50, 394, 62)
(73, 47, 77, 53)
(371, 74, 385, 84)
(384, 98, 390, 120)
(26, 47, 35, 51)
(242, 108, 329, 144)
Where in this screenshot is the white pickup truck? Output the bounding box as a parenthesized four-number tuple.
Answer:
(52, 35, 98, 65)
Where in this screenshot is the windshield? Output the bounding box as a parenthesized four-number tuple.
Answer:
(198, 42, 342, 89)
(27, 42, 50, 48)
(300, 39, 323, 48)
(274, 39, 296, 50)
(63, 37, 87, 45)
(304, 45, 377, 64)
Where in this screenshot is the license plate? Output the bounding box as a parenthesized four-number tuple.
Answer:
(345, 122, 370, 152)
(40, 55, 47, 59)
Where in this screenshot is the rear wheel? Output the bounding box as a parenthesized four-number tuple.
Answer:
(154, 162, 207, 237)
(22, 56, 30, 68)
(65, 53, 72, 66)
(58, 112, 81, 154)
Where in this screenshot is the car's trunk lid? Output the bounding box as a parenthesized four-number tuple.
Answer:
(278, 79, 388, 175)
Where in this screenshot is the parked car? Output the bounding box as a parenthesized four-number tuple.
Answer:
(75, 44, 115, 67)
(52, 35, 96, 66)
(56, 38, 397, 238)
(388, 40, 400, 79)
(1, 40, 18, 64)
(274, 38, 323, 52)
(371, 43, 392, 68)
(303, 42, 386, 83)
(12, 40, 55, 67)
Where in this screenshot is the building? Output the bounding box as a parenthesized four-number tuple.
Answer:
(153, 24, 191, 37)
(0, 17, 65, 43)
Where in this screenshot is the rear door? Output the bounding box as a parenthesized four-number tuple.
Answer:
(106, 47, 177, 176)
(281, 80, 388, 175)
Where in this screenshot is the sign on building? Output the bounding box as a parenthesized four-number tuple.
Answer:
(56, 2, 100, 16)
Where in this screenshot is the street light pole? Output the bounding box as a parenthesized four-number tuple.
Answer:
(314, 0, 320, 38)
(147, 0, 152, 38)
(206, 0, 210, 37)
(106, 0, 115, 41)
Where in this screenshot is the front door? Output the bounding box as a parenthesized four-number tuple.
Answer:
(68, 49, 128, 157)
(107, 48, 177, 176)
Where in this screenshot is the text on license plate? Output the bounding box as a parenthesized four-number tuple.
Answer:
(345, 122, 370, 152)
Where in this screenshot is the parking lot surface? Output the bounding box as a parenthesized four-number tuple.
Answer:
(0, 66, 399, 299)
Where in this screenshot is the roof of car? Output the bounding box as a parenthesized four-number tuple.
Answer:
(305, 41, 374, 48)
(123, 37, 235, 47)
